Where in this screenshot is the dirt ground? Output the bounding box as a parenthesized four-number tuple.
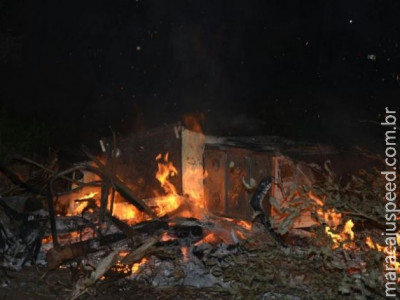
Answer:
(0, 267, 232, 300)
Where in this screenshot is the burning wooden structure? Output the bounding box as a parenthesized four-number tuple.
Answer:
(0, 124, 398, 299)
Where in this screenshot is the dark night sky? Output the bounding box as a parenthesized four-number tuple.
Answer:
(0, 0, 399, 153)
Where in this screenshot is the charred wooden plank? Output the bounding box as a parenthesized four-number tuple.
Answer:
(46, 233, 126, 269)
(169, 224, 203, 239)
(110, 217, 168, 246)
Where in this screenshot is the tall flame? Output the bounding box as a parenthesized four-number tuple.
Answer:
(154, 153, 182, 216)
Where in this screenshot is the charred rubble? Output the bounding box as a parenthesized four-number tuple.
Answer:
(0, 125, 398, 299)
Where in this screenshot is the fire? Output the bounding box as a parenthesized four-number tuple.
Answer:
(365, 235, 400, 281)
(194, 233, 221, 245)
(222, 217, 253, 231)
(114, 261, 131, 275)
(42, 236, 52, 244)
(182, 166, 206, 209)
(161, 232, 175, 242)
(308, 191, 343, 229)
(181, 246, 189, 262)
(365, 237, 385, 252)
(235, 230, 246, 240)
(236, 220, 252, 231)
(112, 202, 140, 225)
(325, 219, 355, 249)
(344, 219, 355, 240)
(325, 227, 343, 249)
(181, 114, 207, 219)
(79, 192, 98, 200)
(61, 121, 208, 225)
(154, 153, 181, 216)
(119, 251, 129, 257)
(131, 257, 148, 274)
(365, 236, 376, 249)
(156, 153, 178, 194)
(72, 191, 99, 215)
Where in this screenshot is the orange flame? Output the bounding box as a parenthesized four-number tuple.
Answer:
(72, 191, 99, 215)
(344, 219, 355, 240)
(194, 233, 221, 245)
(112, 202, 140, 225)
(365, 234, 400, 281)
(154, 153, 181, 216)
(131, 257, 148, 273)
(236, 220, 252, 231)
(161, 232, 175, 242)
(365, 236, 376, 249)
(308, 191, 343, 229)
(325, 219, 355, 249)
(181, 246, 190, 262)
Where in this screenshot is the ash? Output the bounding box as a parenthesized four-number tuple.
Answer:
(129, 243, 233, 289)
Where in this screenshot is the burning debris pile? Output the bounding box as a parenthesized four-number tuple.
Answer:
(0, 126, 399, 299)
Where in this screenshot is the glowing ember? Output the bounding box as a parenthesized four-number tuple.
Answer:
(235, 229, 246, 240)
(307, 190, 324, 206)
(41, 231, 84, 245)
(131, 257, 148, 273)
(114, 261, 131, 275)
(42, 236, 52, 244)
(119, 251, 129, 257)
(236, 220, 252, 231)
(222, 217, 253, 231)
(194, 232, 222, 245)
(181, 246, 189, 262)
(365, 236, 376, 249)
(161, 232, 175, 242)
(79, 192, 98, 200)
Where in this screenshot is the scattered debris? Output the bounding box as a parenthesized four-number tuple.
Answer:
(0, 131, 398, 299)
